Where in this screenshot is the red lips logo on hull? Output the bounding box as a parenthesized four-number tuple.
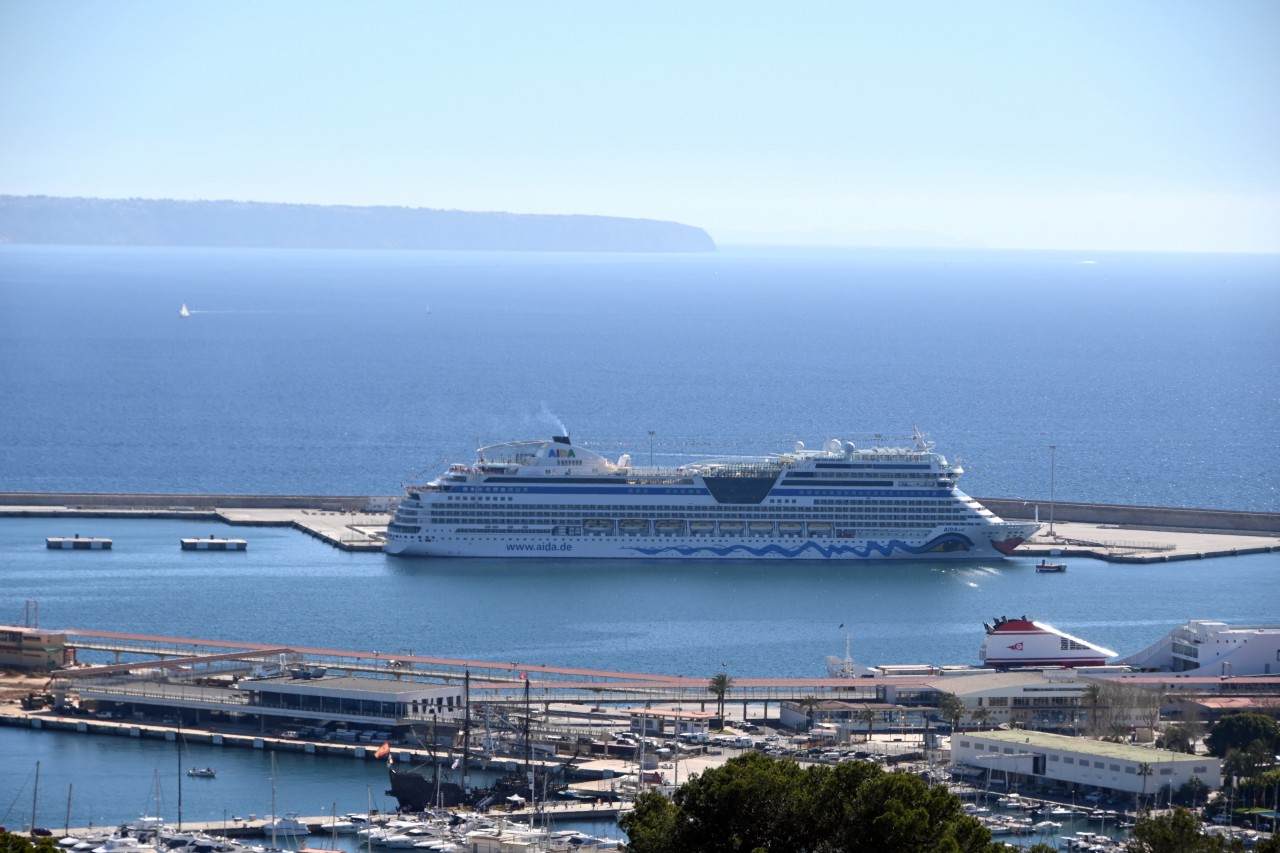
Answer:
(992, 537, 1025, 555)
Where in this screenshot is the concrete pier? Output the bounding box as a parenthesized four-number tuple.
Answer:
(2, 491, 1277, 558)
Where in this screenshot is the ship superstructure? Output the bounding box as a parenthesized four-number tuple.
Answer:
(385, 431, 1040, 560)
(980, 616, 1118, 668)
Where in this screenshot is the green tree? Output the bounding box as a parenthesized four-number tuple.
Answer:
(937, 692, 966, 733)
(707, 673, 733, 729)
(1205, 713, 1280, 758)
(620, 751, 1003, 852)
(970, 706, 994, 731)
(1158, 723, 1194, 753)
(1, 835, 60, 853)
(1177, 775, 1209, 808)
(1124, 806, 1248, 853)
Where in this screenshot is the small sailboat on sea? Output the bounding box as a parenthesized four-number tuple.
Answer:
(178, 303, 190, 318)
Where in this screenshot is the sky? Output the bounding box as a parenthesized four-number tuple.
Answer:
(1, 1, 1278, 252)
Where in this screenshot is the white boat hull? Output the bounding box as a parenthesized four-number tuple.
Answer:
(384, 522, 1038, 560)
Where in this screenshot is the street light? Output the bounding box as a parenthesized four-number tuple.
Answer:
(1048, 444, 1057, 537)
(648, 430, 655, 467)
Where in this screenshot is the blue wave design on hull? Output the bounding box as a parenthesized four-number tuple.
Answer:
(624, 533, 976, 559)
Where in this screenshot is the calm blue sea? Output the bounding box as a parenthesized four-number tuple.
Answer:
(1, 245, 1277, 508)
(1, 245, 1277, 829)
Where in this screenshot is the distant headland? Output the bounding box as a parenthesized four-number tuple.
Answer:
(0, 195, 717, 252)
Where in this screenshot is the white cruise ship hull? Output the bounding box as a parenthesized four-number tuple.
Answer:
(384, 523, 1038, 560)
(385, 430, 1040, 561)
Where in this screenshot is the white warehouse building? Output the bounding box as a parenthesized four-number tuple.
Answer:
(950, 729, 1219, 798)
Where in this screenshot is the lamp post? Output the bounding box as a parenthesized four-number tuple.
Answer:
(1048, 444, 1057, 537)
(648, 430, 655, 467)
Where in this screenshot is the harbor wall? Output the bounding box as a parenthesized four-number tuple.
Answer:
(982, 499, 1280, 534)
(1, 492, 1277, 533)
(0, 492, 393, 512)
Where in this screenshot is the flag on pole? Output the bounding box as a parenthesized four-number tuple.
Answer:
(374, 741, 390, 758)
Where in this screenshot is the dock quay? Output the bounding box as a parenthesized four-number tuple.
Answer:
(2, 491, 1278, 560)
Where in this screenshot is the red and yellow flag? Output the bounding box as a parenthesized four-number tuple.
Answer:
(374, 741, 390, 759)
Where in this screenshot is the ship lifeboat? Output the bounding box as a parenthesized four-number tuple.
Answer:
(689, 521, 715, 535)
(654, 520, 686, 535)
(748, 522, 775, 536)
(807, 522, 833, 536)
(778, 522, 804, 536)
(618, 520, 649, 535)
(583, 519, 614, 534)
(718, 520, 745, 535)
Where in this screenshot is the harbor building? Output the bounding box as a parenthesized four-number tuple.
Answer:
(236, 673, 465, 727)
(625, 707, 716, 739)
(0, 625, 68, 670)
(950, 729, 1220, 798)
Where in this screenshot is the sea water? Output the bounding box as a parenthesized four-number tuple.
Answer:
(1, 245, 1277, 829)
(1, 245, 1277, 508)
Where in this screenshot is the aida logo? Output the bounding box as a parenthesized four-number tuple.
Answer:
(548, 448, 576, 458)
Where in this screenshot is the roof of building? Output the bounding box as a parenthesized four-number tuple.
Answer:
(1183, 696, 1280, 712)
(959, 729, 1212, 765)
(238, 674, 457, 697)
(923, 670, 1086, 696)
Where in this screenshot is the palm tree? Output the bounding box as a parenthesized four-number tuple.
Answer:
(970, 706, 994, 731)
(798, 695, 821, 732)
(857, 706, 877, 743)
(1137, 761, 1153, 812)
(707, 673, 733, 729)
(1082, 683, 1104, 735)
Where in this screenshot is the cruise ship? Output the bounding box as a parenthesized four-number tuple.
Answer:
(384, 431, 1040, 559)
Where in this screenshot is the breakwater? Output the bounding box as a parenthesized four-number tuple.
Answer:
(3, 492, 1277, 532)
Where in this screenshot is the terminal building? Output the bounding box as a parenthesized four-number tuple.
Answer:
(950, 729, 1220, 798)
(0, 625, 68, 670)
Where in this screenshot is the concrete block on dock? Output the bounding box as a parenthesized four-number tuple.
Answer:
(181, 537, 248, 551)
(46, 536, 112, 550)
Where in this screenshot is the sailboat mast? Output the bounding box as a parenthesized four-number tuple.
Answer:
(523, 678, 532, 807)
(65, 783, 72, 836)
(461, 669, 471, 793)
(177, 719, 183, 831)
(32, 760, 40, 834)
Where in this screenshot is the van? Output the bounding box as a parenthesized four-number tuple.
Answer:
(734, 736, 754, 748)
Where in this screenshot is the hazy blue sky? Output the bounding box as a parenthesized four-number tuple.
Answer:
(2, 2, 1277, 251)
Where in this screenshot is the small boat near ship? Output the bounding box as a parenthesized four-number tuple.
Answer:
(186, 767, 215, 778)
(1036, 559, 1067, 572)
(179, 303, 190, 318)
